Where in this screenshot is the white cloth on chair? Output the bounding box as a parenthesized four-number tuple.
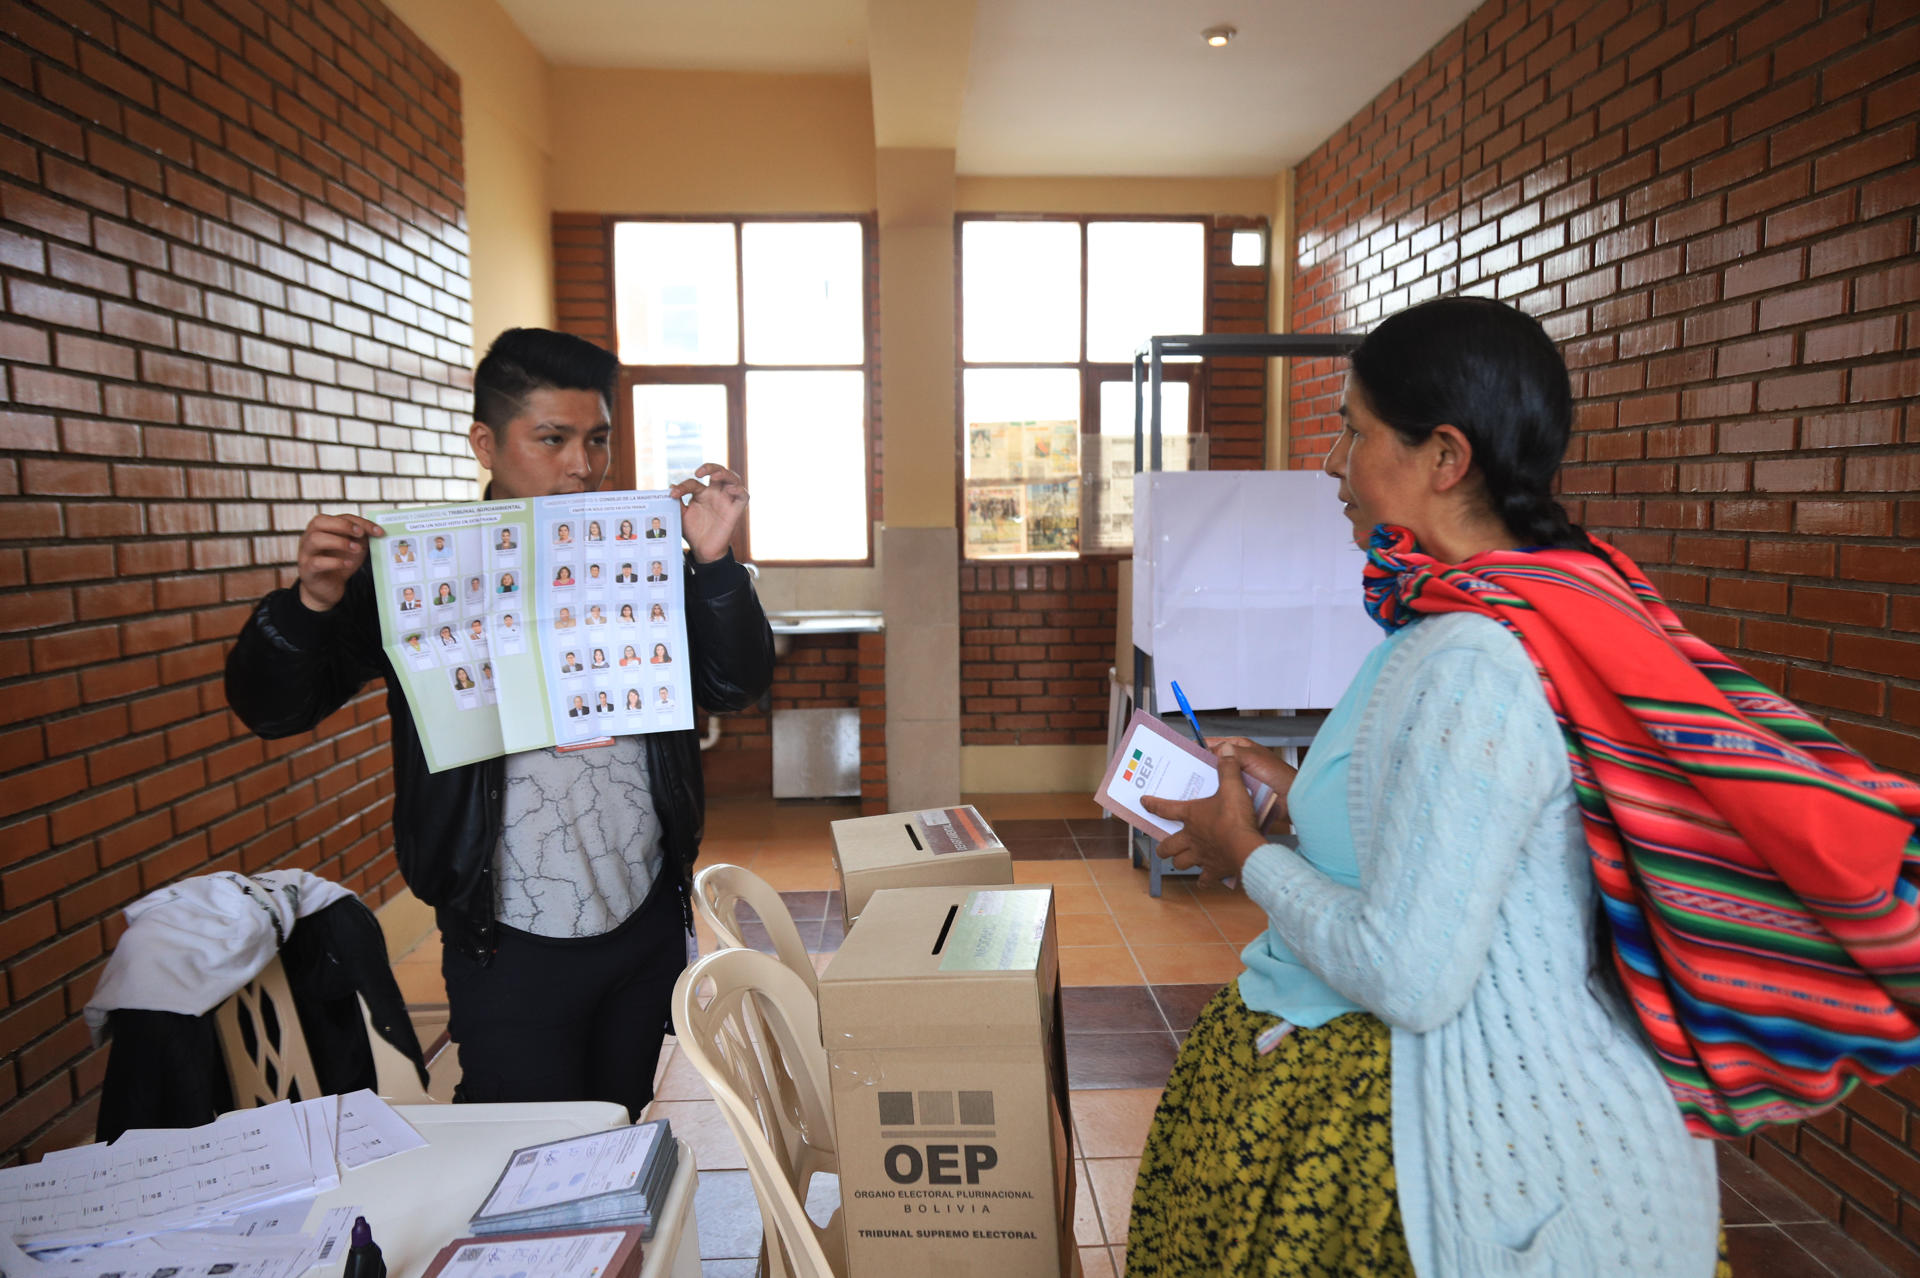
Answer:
(83, 871, 354, 1040)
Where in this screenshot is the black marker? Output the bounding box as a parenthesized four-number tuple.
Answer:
(343, 1216, 387, 1278)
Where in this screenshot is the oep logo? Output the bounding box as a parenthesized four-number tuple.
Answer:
(1124, 748, 1155, 789)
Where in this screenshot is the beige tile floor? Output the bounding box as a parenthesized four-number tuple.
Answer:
(391, 793, 1887, 1278)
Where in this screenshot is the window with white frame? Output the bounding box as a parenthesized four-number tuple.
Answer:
(612, 218, 872, 564)
(959, 217, 1209, 559)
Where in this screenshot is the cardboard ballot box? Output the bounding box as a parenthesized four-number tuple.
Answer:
(819, 885, 1077, 1278)
(829, 806, 1015, 926)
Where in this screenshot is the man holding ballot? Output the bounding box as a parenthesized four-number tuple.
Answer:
(224, 328, 775, 1116)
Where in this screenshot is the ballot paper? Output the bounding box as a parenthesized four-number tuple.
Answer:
(0, 1092, 415, 1272)
(370, 492, 696, 771)
(0, 1102, 317, 1250)
(1096, 709, 1278, 839)
(0, 1208, 358, 1278)
(337, 1088, 426, 1170)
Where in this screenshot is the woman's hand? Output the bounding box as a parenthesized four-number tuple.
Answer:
(1141, 755, 1268, 886)
(1208, 736, 1298, 830)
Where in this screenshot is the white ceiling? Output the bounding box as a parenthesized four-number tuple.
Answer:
(496, 0, 1481, 175)
(496, 0, 868, 73)
(957, 0, 1482, 176)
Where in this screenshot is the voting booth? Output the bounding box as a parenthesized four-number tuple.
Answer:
(1131, 470, 1381, 714)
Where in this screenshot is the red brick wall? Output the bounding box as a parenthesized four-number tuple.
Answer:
(959, 559, 1119, 746)
(1289, 0, 1920, 1266)
(699, 632, 883, 809)
(957, 215, 1270, 745)
(0, 0, 470, 1160)
(1206, 215, 1272, 470)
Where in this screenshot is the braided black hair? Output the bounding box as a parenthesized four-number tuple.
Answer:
(1349, 296, 1595, 553)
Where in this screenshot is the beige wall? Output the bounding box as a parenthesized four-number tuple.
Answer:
(464, 106, 559, 350)
(549, 70, 876, 212)
(384, 0, 555, 351)
(956, 175, 1276, 217)
(1266, 167, 1295, 469)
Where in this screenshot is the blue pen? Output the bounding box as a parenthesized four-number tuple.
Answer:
(1169, 681, 1208, 748)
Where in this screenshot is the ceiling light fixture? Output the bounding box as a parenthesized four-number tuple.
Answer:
(1203, 24, 1236, 47)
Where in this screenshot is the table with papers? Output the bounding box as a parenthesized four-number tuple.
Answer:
(0, 1091, 425, 1278)
(307, 1104, 700, 1278)
(0, 1100, 699, 1278)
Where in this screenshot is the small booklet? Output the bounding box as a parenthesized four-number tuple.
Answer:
(469, 1121, 677, 1238)
(1096, 709, 1279, 839)
(420, 1227, 647, 1278)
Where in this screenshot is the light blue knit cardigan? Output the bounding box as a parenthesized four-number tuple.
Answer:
(1240, 612, 1722, 1277)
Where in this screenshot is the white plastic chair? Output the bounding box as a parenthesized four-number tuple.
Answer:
(694, 863, 818, 994)
(672, 948, 843, 1278)
(215, 955, 322, 1106)
(215, 956, 432, 1107)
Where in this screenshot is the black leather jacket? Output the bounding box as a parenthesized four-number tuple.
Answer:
(224, 550, 773, 962)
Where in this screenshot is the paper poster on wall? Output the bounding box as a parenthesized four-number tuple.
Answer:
(1024, 480, 1080, 554)
(1024, 420, 1079, 479)
(370, 492, 695, 772)
(964, 485, 1026, 557)
(967, 423, 1019, 481)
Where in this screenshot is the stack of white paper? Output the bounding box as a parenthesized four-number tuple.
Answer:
(0, 1090, 425, 1278)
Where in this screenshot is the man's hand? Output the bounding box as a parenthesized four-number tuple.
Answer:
(1141, 754, 1267, 886)
(1208, 736, 1298, 830)
(670, 463, 749, 564)
(296, 513, 383, 613)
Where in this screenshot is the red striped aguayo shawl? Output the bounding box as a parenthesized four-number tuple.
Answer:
(1363, 524, 1920, 1137)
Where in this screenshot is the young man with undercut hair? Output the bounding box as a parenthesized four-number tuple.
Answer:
(226, 328, 773, 1116)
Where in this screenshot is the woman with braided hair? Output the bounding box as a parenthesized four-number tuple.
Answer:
(1127, 296, 1919, 1277)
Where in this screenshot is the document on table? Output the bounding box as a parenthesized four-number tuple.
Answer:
(370, 492, 697, 772)
(0, 1207, 357, 1278)
(474, 1125, 664, 1220)
(1095, 709, 1278, 839)
(0, 1102, 316, 1250)
(337, 1088, 426, 1169)
(0, 1091, 415, 1261)
(424, 1230, 635, 1278)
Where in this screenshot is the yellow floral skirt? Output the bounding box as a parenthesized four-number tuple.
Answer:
(1125, 983, 1731, 1278)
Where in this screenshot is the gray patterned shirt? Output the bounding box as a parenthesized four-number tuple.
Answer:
(493, 736, 664, 938)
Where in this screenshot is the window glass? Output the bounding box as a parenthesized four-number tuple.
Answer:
(961, 221, 1081, 364)
(742, 222, 864, 365)
(744, 371, 867, 561)
(1097, 379, 1190, 437)
(613, 223, 738, 365)
(961, 368, 1081, 558)
(630, 384, 728, 490)
(1085, 222, 1205, 362)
